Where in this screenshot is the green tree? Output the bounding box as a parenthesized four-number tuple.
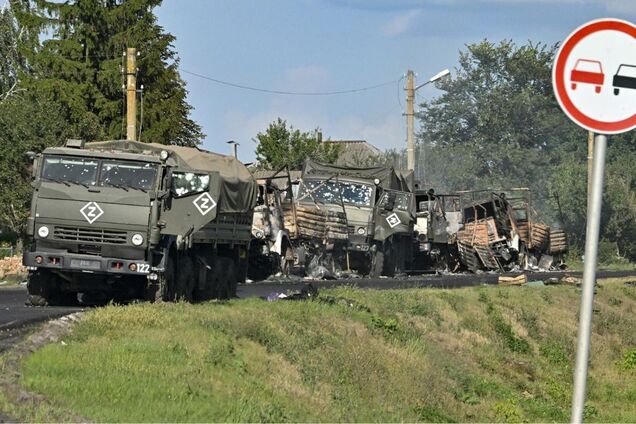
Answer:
(255, 118, 341, 170)
(13, 0, 203, 145)
(0, 4, 23, 100)
(417, 40, 586, 191)
(0, 94, 69, 238)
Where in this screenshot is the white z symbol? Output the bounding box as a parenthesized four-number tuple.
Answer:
(80, 201, 104, 224)
(193, 193, 217, 216)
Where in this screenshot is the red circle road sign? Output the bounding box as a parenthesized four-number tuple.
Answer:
(553, 18, 636, 134)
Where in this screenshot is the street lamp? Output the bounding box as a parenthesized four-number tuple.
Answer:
(406, 68, 450, 178)
(226, 140, 239, 159)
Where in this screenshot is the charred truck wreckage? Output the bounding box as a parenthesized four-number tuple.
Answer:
(23, 140, 257, 305)
(248, 162, 568, 280)
(249, 161, 415, 279)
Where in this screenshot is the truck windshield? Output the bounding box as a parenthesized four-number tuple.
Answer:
(299, 180, 373, 207)
(42, 157, 98, 186)
(100, 161, 156, 191)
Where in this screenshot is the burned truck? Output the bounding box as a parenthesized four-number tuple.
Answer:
(23, 139, 256, 305)
(248, 168, 300, 280)
(288, 160, 415, 277)
(454, 188, 567, 272)
(412, 189, 463, 272)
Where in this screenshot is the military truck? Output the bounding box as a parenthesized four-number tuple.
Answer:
(412, 189, 462, 272)
(290, 160, 415, 277)
(23, 139, 256, 305)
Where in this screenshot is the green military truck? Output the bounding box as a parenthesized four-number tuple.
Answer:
(23, 139, 256, 305)
(293, 160, 415, 277)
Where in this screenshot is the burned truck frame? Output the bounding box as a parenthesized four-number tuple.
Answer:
(455, 188, 568, 272)
(248, 167, 299, 280)
(290, 160, 415, 277)
(23, 140, 256, 305)
(412, 190, 462, 272)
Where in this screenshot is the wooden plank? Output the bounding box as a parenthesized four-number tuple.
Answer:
(498, 274, 528, 285)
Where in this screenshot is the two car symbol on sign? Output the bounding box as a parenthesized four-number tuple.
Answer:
(570, 58, 636, 95)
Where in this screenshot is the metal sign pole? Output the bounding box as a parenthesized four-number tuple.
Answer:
(571, 133, 607, 423)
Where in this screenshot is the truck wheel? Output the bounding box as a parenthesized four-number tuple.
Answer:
(26, 270, 75, 306)
(382, 241, 396, 277)
(215, 257, 236, 299)
(369, 243, 384, 278)
(176, 254, 195, 302)
(26, 270, 52, 306)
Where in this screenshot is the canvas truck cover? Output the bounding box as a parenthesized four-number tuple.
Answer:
(85, 140, 257, 212)
(302, 159, 408, 191)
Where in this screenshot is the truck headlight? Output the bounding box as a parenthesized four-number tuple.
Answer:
(357, 227, 366, 235)
(131, 233, 144, 246)
(160, 150, 169, 161)
(37, 226, 49, 238)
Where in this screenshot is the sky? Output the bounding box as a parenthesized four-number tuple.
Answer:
(155, 0, 636, 161)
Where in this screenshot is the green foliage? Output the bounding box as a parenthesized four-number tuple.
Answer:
(0, 6, 23, 100)
(618, 348, 636, 371)
(12, 0, 203, 145)
(254, 118, 340, 170)
(0, 94, 68, 233)
(417, 40, 583, 191)
(486, 303, 531, 354)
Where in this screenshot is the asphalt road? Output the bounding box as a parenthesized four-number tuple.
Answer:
(1, 269, 634, 335)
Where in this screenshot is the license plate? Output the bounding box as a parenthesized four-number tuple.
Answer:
(70, 259, 101, 270)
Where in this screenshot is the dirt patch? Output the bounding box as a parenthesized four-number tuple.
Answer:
(0, 313, 89, 422)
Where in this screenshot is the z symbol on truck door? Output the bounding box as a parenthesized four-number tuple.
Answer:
(193, 192, 217, 216)
(386, 213, 401, 228)
(80, 201, 104, 224)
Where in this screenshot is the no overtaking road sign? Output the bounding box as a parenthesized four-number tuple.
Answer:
(552, 18, 636, 134)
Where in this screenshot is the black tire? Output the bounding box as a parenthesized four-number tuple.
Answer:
(26, 270, 76, 306)
(216, 257, 236, 299)
(175, 253, 195, 302)
(382, 241, 396, 277)
(149, 252, 175, 302)
(369, 243, 385, 278)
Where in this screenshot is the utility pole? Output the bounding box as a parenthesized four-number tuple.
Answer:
(406, 70, 415, 172)
(126, 48, 137, 141)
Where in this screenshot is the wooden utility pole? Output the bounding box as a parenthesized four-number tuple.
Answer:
(126, 48, 137, 141)
(406, 70, 415, 171)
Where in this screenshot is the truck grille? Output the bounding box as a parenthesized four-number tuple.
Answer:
(53, 226, 127, 244)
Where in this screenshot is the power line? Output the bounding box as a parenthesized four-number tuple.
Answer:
(179, 68, 399, 96)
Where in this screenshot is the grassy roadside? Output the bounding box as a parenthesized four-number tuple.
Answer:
(2, 278, 636, 422)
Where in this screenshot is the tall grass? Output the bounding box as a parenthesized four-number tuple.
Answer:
(9, 278, 636, 422)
